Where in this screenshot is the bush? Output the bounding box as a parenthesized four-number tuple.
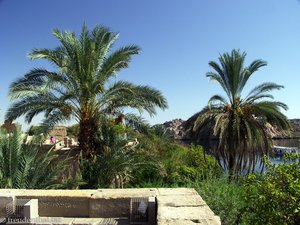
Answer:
(243, 157, 300, 225)
(80, 123, 156, 188)
(128, 134, 221, 187)
(177, 165, 198, 181)
(165, 144, 221, 183)
(195, 178, 246, 225)
(146, 143, 222, 186)
(79, 118, 221, 188)
(185, 145, 222, 179)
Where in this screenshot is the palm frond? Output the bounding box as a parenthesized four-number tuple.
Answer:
(97, 45, 140, 82)
(238, 59, 267, 95)
(125, 113, 151, 135)
(245, 82, 284, 101)
(0, 127, 73, 189)
(208, 94, 228, 108)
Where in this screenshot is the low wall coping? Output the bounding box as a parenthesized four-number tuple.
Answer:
(0, 188, 221, 225)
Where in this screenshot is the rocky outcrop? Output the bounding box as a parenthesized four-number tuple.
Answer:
(265, 119, 300, 138)
(265, 123, 291, 139)
(163, 119, 188, 140)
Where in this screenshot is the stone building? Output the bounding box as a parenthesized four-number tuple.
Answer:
(49, 126, 67, 141)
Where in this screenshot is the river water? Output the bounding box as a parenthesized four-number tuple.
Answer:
(193, 138, 300, 173)
(269, 138, 300, 166)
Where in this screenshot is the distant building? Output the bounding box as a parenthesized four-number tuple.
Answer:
(49, 126, 67, 141)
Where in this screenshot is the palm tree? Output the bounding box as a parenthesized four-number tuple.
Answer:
(6, 24, 167, 157)
(190, 49, 289, 177)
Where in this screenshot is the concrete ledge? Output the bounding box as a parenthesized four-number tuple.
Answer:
(96, 188, 158, 198)
(16, 190, 97, 217)
(157, 188, 198, 196)
(89, 188, 157, 218)
(89, 198, 129, 218)
(156, 188, 221, 225)
(157, 218, 221, 225)
(0, 188, 221, 225)
(24, 199, 39, 219)
(157, 194, 206, 207)
(157, 206, 216, 220)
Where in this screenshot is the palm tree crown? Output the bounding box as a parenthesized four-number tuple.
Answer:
(191, 49, 289, 176)
(6, 24, 168, 157)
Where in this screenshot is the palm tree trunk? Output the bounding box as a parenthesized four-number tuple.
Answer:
(78, 117, 98, 158)
(228, 153, 236, 180)
(228, 124, 237, 180)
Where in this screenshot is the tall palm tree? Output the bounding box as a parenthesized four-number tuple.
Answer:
(6, 24, 167, 157)
(190, 49, 289, 177)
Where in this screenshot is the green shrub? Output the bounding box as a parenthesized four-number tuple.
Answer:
(243, 158, 300, 225)
(185, 145, 222, 179)
(167, 166, 198, 185)
(82, 118, 221, 188)
(81, 123, 157, 188)
(80, 147, 157, 189)
(177, 165, 198, 180)
(195, 178, 246, 225)
(154, 144, 222, 186)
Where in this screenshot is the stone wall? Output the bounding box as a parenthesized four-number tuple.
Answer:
(0, 188, 220, 225)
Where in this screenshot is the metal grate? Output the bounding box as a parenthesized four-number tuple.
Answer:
(0, 217, 6, 225)
(6, 199, 31, 219)
(130, 197, 149, 224)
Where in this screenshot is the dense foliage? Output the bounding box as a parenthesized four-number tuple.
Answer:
(195, 178, 245, 225)
(129, 136, 222, 187)
(159, 144, 222, 185)
(80, 120, 155, 188)
(0, 127, 74, 189)
(243, 157, 300, 225)
(195, 156, 300, 225)
(78, 116, 221, 188)
(188, 49, 289, 177)
(3, 122, 299, 225)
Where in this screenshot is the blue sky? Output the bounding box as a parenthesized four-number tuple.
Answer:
(1, 0, 300, 130)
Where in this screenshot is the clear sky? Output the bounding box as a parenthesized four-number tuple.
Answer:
(1, 0, 300, 130)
